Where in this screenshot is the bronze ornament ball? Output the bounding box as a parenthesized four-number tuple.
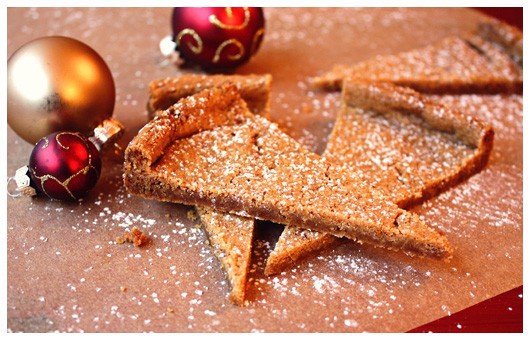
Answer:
(7, 36, 115, 145)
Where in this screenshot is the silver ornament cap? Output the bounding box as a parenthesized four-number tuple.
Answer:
(7, 165, 37, 197)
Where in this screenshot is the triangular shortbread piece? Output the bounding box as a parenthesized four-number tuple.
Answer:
(312, 20, 522, 94)
(195, 206, 254, 305)
(265, 80, 494, 275)
(147, 74, 272, 305)
(264, 227, 346, 276)
(124, 83, 453, 262)
(148, 73, 272, 119)
(474, 17, 522, 67)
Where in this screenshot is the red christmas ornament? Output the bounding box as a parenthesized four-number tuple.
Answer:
(8, 119, 124, 201)
(28, 132, 102, 201)
(171, 7, 265, 70)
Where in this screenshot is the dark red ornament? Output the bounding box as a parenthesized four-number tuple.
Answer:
(171, 7, 265, 70)
(28, 132, 102, 201)
(8, 119, 123, 202)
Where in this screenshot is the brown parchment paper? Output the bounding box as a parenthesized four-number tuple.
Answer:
(6, 8, 522, 332)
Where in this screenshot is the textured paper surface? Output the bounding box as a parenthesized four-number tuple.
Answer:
(6, 8, 522, 332)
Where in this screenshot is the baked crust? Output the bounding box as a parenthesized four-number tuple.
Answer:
(265, 80, 494, 275)
(124, 83, 453, 263)
(475, 17, 523, 67)
(312, 20, 522, 93)
(147, 73, 272, 119)
(146, 74, 271, 305)
(196, 206, 254, 306)
(264, 228, 346, 276)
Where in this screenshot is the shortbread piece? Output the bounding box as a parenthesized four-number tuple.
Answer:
(124, 83, 453, 261)
(264, 228, 346, 276)
(196, 206, 254, 306)
(147, 73, 272, 119)
(328, 80, 494, 207)
(312, 21, 522, 94)
(265, 80, 494, 275)
(475, 17, 522, 67)
(147, 74, 271, 305)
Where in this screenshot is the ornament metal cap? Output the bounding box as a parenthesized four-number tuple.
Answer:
(159, 35, 177, 57)
(7, 165, 37, 198)
(159, 35, 184, 67)
(88, 118, 125, 151)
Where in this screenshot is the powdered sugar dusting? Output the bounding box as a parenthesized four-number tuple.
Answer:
(7, 7, 521, 333)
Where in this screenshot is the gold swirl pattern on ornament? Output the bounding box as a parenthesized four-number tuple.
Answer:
(209, 7, 250, 30)
(56, 132, 74, 150)
(41, 136, 49, 149)
(213, 39, 245, 63)
(31, 132, 100, 200)
(39, 132, 78, 150)
(176, 28, 203, 54)
(251, 28, 265, 55)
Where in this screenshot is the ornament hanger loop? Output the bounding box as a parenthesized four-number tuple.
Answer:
(7, 176, 22, 198)
(6, 165, 37, 198)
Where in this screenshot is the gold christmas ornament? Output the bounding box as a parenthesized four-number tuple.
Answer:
(7, 36, 116, 144)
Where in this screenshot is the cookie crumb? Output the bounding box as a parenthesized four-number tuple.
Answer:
(119, 227, 149, 247)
